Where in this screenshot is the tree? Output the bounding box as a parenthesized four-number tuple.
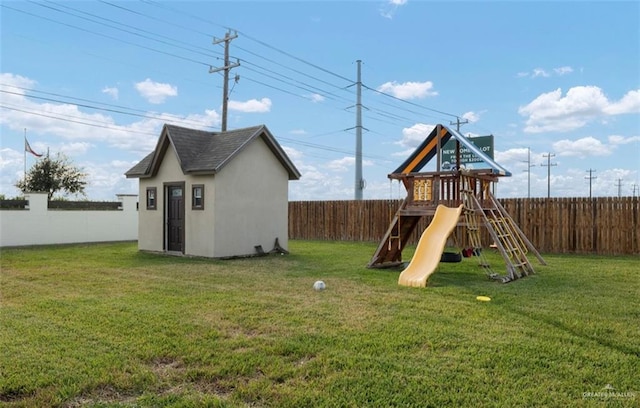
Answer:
(16, 153, 87, 200)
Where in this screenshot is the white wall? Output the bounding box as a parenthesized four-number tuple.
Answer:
(0, 193, 138, 247)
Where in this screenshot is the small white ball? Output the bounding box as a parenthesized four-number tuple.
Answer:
(313, 280, 326, 291)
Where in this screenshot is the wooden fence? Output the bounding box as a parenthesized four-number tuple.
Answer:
(289, 197, 640, 255)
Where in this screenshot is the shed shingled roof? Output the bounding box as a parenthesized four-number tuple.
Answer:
(125, 124, 301, 180)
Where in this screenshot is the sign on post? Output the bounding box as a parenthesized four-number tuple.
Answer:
(441, 135, 494, 170)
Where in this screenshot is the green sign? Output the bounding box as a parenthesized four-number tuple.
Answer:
(441, 135, 493, 170)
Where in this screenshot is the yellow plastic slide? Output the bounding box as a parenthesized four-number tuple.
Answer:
(398, 204, 464, 287)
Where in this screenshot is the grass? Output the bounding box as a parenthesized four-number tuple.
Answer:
(1, 241, 638, 407)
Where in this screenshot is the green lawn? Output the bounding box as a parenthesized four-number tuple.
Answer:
(1, 241, 638, 407)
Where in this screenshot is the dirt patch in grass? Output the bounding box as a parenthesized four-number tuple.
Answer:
(148, 357, 236, 401)
(65, 384, 138, 407)
(0, 387, 35, 404)
(149, 356, 185, 379)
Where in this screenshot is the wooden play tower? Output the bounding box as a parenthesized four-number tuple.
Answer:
(368, 124, 545, 282)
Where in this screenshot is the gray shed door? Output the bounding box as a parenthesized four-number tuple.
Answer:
(166, 185, 184, 252)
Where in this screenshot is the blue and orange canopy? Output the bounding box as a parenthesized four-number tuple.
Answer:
(391, 124, 511, 176)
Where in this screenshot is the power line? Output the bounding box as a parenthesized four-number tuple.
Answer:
(4, 0, 473, 165)
(1, 88, 390, 165)
(6, 1, 458, 135)
(107, 0, 354, 101)
(240, 64, 342, 103)
(141, 0, 354, 84)
(3, 3, 211, 67)
(231, 45, 351, 96)
(0, 88, 219, 130)
(0, 104, 158, 136)
(38, 0, 224, 61)
(100, 0, 216, 40)
(363, 84, 459, 119)
(42, 2, 356, 109)
(5, 2, 373, 127)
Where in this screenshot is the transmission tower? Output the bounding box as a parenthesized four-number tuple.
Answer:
(345, 60, 367, 200)
(522, 148, 535, 198)
(541, 153, 557, 198)
(585, 169, 597, 199)
(615, 178, 623, 198)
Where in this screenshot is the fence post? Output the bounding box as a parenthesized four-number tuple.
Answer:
(117, 194, 138, 212)
(24, 192, 48, 212)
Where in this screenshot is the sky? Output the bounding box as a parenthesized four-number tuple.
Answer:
(1, 0, 639, 201)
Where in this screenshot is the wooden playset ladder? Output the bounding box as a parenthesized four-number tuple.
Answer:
(367, 198, 422, 268)
(461, 180, 497, 279)
(460, 174, 545, 282)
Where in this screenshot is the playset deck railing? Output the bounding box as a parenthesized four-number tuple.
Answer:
(388, 169, 499, 212)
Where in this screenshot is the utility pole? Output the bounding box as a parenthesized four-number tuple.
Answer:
(449, 117, 468, 132)
(209, 30, 240, 132)
(632, 184, 639, 198)
(541, 153, 556, 198)
(615, 178, 623, 198)
(522, 147, 535, 198)
(585, 169, 597, 199)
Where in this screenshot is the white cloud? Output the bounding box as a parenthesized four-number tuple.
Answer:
(82, 159, 139, 199)
(603, 89, 640, 115)
(134, 78, 178, 104)
(377, 81, 437, 99)
(1, 73, 36, 90)
(0, 73, 218, 156)
(327, 156, 373, 172)
(494, 147, 531, 168)
(392, 147, 416, 158)
(228, 98, 272, 113)
(59, 142, 94, 156)
(308, 93, 325, 103)
(518, 66, 574, 79)
(288, 162, 351, 200)
(328, 156, 355, 171)
(462, 111, 481, 123)
(552, 136, 612, 158)
(554, 66, 573, 75)
(379, 0, 408, 19)
(532, 68, 550, 78)
(519, 86, 640, 133)
(608, 134, 640, 145)
(289, 129, 307, 136)
(281, 146, 304, 163)
(396, 123, 435, 148)
(102, 86, 119, 100)
(0, 148, 25, 198)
